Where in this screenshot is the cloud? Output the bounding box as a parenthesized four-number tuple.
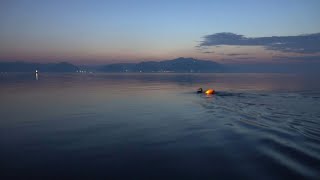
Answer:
(226, 53, 249, 56)
(273, 55, 320, 61)
(198, 32, 320, 53)
(202, 51, 214, 54)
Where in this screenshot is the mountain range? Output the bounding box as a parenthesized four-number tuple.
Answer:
(0, 62, 79, 72)
(0, 58, 222, 73)
(100, 57, 222, 73)
(1, 57, 319, 73)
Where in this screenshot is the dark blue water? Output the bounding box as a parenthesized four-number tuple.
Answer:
(0, 73, 319, 179)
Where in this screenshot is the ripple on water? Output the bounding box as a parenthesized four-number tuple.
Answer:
(198, 91, 320, 178)
(259, 137, 320, 179)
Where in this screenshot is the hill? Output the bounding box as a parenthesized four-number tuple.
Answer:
(0, 62, 79, 72)
(101, 57, 222, 72)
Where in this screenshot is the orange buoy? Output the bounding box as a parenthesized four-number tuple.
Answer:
(205, 89, 215, 95)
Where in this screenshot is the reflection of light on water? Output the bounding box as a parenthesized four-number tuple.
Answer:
(35, 70, 39, 80)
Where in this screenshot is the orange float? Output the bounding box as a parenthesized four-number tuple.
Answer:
(205, 89, 215, 95)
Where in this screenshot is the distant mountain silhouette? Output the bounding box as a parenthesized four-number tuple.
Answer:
(0, 62, 79, 72)
(1, 59, 318, 73)
(101, 57, 222, 72)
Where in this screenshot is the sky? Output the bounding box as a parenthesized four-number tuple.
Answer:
(0, 0, 319, 64)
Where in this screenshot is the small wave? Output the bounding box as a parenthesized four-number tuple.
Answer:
(259, 137, 320, 179)
(215, 92, 244, 97)
(197, 90, 320, 168)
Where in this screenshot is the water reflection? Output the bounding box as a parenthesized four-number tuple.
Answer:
(1, 73, 320, 93)
(35, 71, 39, 80)
(0, 73, 319, 179)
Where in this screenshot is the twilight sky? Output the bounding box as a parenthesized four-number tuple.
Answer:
(0, 0, 319, 64)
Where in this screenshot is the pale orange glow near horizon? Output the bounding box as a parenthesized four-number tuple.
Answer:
(0, 44, 303, 65)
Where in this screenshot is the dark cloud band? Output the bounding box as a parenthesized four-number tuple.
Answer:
(199, 32, 320, 53)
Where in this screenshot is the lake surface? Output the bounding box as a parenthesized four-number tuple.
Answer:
(0, 73, 319, 179)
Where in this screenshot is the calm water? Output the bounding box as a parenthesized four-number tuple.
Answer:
(0, 73, 319, 179)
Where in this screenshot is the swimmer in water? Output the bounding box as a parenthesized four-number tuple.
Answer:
(197, 88, 215, 95)
(197, 88, 203, 93)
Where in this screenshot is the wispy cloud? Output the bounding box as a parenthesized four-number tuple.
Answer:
(202, 51, 214, 54)
(198, 32, 320, 53)
(226, 53, 249, 56)
(273, 55, 320, 61)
